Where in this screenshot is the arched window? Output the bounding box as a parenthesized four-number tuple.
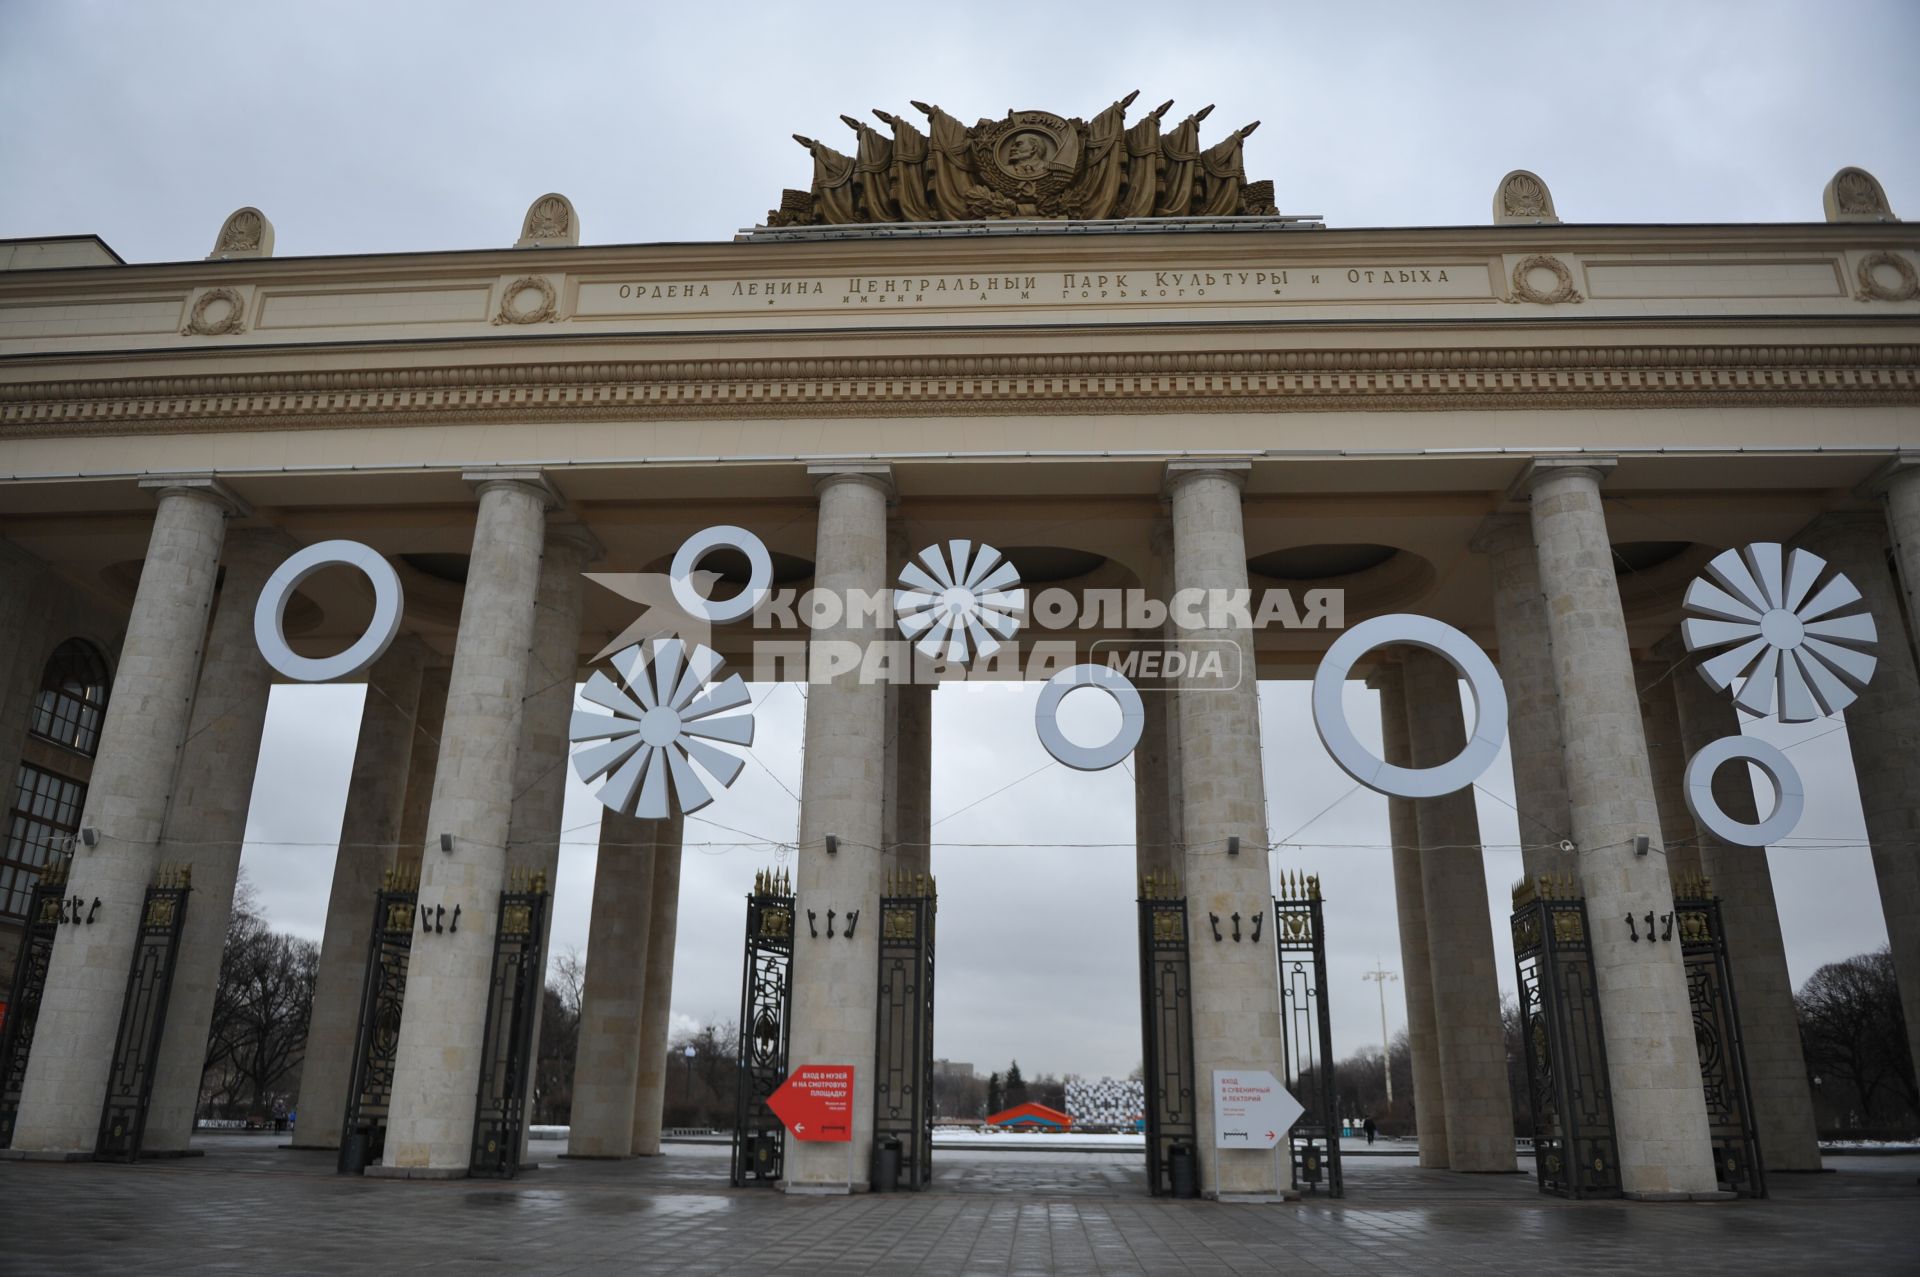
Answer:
(30, 638, 111, 757)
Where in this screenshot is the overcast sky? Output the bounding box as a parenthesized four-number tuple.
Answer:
(1, 1, 1912, 1083)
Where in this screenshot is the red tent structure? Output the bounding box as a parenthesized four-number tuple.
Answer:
(986, 1102, 1072, 1130)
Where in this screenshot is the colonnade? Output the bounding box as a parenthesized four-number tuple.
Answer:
(6, 453, 1920, 1204)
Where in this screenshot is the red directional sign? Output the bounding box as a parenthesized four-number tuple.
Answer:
(767, 1065, 854, 1142)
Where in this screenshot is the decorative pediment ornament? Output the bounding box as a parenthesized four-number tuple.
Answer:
(1855, 251, 1919, 303)
(772, 93, 1272, 225)
(1824, 167, 1896, 223)
(493, 275, 559, 325)
(208, 207, 273, 259)
(1493, 169, 1558, 224)
(515, 193, 578, 247)
(1507, 255, 1583, 305)
(181, 287, 247, 336)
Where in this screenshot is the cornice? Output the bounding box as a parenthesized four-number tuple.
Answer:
(0, 342, 1913, 440)
(2, 221, 1916, 294)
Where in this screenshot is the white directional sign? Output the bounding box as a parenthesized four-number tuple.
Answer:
(1212, 1070, 1304, 1150)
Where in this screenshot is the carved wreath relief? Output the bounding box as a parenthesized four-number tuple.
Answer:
(181, 287, 247, 336)
(1508, 255, 1583, 306)
(493, 276, 559, 325)
(1855, 252, 1919, 303)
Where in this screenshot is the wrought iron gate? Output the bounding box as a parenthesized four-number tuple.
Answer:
(1273, 870, 1342, 1196)
(1510, 873, 1620, 1198)
(469, 868, 550, 1178)
(338, 865, 416, 1173)
(95, 865, 192, 1161)
(732, 867, 794, 1186)
(874, 869, 935, 1190)
(1138, 869, 1198, 1196)
(1673, 873, 1765, 1198)
(0, 854, 71, 1148)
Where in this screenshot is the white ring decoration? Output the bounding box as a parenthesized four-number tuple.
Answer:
(1312, 614, 1508, 799)
(670, 525, 772, 624)
(253, 540, 404, 682)
(1683, 736, 1804, 847)
(1035, 664, 1145, 772)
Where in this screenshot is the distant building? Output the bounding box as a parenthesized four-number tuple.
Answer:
(932, 1060, 975, 1081)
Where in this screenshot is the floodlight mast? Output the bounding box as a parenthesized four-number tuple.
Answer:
(1361, 961, 1399, 1109)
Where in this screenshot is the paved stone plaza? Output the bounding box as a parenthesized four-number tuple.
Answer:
(2, 1136, 1914, 1276)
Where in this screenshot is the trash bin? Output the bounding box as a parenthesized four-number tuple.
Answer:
(1167, 1142, 1199, 1199)
(871, 1137, 902, 1192)
(341, 1128, 370, 1175)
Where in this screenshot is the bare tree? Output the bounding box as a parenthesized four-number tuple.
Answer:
(1797, 946, 1918, 1138)
(533, 948, 585, 1123)
(200, 874, 318, 1122)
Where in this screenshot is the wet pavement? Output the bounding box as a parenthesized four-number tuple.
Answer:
(2, 1133, 1914, 1275)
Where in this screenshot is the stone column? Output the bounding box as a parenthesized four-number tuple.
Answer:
(891, 683, 933, 880)
(142, 529, 291, 1151)
(1166, 462, 1290, 1199)
(1877, 455, 1920, 670)
(1134, 684, 1178, 883)
(1660, 634, 1824, 1171)
(566, 811, 655, 1158)
(1524, 458, 1717, 1198)
(373, 471, 553, 1176)
(11, 477, 237, 1154)
(503, 524, 596, 1166)
(1401, 647, 1516, 1172)
(1472, 515, 1575, 881)
(292, 635, 432, 1149)
(1793, 512, 1920, 1089)
(786, 465, 891, 1192)
(1367, 663, 1448, 1169)
(1135, 522, 1184, 885)
(394, 665, 450, 874)
(1635, 661, 1702, 880)
(630, 813, 684, 1155)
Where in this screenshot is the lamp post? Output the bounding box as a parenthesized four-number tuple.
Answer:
(1361, 960, 1398, 1110)
(684, 1044, 697, 1101)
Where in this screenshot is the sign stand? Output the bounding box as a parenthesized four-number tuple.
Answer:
(767, 1063, 857, 1193)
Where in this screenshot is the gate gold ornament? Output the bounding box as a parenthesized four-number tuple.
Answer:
(771, 93, 1273, 225)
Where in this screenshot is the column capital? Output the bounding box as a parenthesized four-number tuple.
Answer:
(1361, 656, 1405, 694)
(138, 473, 249, 518)
(1507, 455, 1617, 503)
(462, 467, 564, 510)
(807, 463, 894, 500)
(1467, 513, 1533, 557)
(1859, 449, 1920, 500)
(1793, 509, 1888, 554)
(544, 519, 605, 565)
(1162, 459, 1252, 499)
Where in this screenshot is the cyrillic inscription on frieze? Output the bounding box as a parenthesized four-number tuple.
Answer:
(575, 264, 1490, 318)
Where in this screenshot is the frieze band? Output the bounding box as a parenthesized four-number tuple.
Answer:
(0, 342, 1914, 439)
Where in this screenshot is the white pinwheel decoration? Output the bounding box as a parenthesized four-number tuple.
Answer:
(1681, 543, 1878, 722)
(894, 540, 1025, 663)
(569, 638, 755, 818)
